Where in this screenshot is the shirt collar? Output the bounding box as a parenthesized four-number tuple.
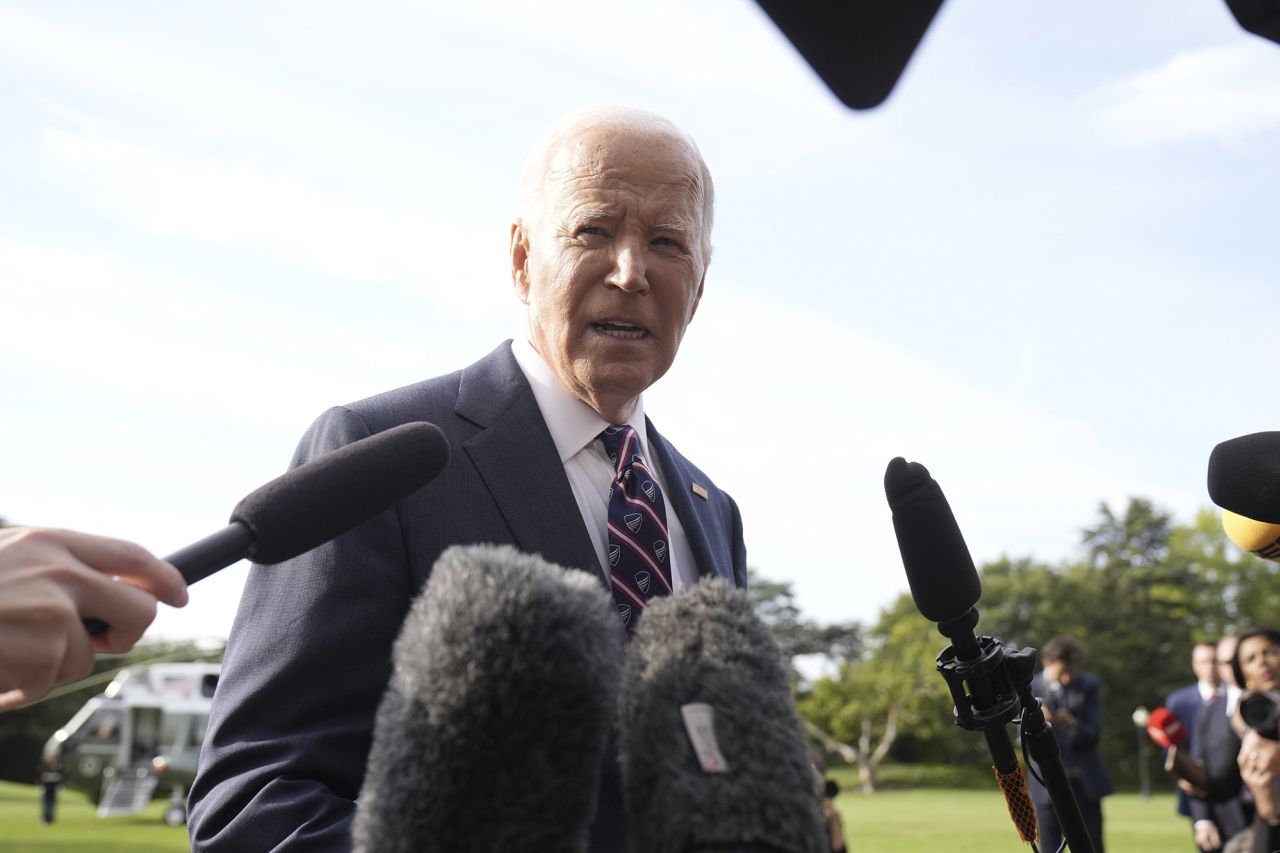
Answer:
(510, 336, 649, 463)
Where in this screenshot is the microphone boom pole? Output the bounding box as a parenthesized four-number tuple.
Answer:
(885, 457, 1096, 853)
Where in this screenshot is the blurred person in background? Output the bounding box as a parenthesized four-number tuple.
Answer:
(1027, 635, 1112, 853)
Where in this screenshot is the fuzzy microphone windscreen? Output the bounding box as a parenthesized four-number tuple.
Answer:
(353, 544, 624, 853)
(621, 577, 827, 853)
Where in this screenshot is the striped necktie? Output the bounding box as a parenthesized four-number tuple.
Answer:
(599, 424, 672, 631)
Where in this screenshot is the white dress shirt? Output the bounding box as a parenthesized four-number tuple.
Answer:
(511, 337, 699, 592)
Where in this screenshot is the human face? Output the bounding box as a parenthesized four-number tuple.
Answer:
(511, 125, 707, 423)
(1043, 659, 1079, 687)
(1193, 644, 1220, 687)
(1237, 635, 1280, 691)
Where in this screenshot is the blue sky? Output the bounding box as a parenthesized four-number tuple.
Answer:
(1, 0, 1277, 643)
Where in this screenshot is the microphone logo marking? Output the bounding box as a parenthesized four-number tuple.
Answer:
(680, 703, 730, 774)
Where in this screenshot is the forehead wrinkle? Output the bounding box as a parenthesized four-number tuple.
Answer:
(550, 170, 703, 228)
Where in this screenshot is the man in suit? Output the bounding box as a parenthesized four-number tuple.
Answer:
(1028, 635, 1113, 853)
(187, 106, 746, 852)
(1167, 643, 1225, 850)
(1187, 635, 1252, 852)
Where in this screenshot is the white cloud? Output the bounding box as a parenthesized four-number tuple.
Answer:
(1085, 40, 1280, 146)
(41, 128, 515, 322)
(645, 284, 1166, 625)
(0, 4, 459, 177)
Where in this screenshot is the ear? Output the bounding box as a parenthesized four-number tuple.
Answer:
(510, 219, 531, 303)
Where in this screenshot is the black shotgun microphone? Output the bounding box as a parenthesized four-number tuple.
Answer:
(884, 458, 1045, 848)
(884, 456, 981, 624)
(174, 420, 451, 581)
(83, 421, 450, 635)
(620, 578, 826, 853)
(353, 544, 624, 853)
(1208, 431, 1280, 523)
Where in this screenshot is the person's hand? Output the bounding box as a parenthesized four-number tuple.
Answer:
(1238, 729, 1280, 824)
(1177, 777, 1209, 799)
(1193, 819, 1222, 851)
(1050, 706, 1076, 727)
(0, 527, 187, 711)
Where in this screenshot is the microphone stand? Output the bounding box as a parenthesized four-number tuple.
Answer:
(934, 608, 1096, 853)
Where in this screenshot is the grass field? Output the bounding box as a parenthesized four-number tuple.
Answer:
(0, 781, 188, 852)
(0, 778, 1190, 851)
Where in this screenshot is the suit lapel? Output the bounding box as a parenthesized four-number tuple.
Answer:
(646, 420, 728, 583)
(456, 344, 602, 581)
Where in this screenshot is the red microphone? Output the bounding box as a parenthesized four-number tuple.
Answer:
(1147, 707, 1188, 749)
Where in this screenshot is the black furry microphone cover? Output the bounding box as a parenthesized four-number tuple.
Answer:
(353, 544, 624, 853)
(621, 578, 827, 853)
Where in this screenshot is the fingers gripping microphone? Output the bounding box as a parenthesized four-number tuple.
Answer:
(1222, 509, 1280, 562)
(353, 544, 624, 853)
(84, 421, 450, 635)
(1146, 707, 1189, 749)
(1208, 432, 1280, 523)
(620, 578, 827, 853)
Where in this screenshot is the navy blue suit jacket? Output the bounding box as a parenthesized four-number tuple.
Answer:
(1027, 672, 1114, 807)
(1189, 693, 1251, 845)
(187, 342, 748, 852)
(1166, 682, 1204, 818)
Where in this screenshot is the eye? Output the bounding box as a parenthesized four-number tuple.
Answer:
(577, 225, 607, 238)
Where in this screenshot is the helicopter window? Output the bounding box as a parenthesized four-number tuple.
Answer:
(84, 708, 122, 744)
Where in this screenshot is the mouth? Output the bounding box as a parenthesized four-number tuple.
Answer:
(590, 320, 649, 341)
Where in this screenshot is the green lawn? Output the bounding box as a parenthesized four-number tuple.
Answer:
(0, 777, 1191, 852)
(0, 781, 189, 852)
(838, 787, 1187, 852)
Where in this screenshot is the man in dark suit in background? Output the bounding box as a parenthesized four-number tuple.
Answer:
(188, 106, 747, 852)
(1028, 635, 1113, 853)
(1188, 635, 1251, 852)
(1167, 642, 1226, 850)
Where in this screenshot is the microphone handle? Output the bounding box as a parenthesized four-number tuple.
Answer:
(83, 521, 255, 635)
(166, 521, 256, 584)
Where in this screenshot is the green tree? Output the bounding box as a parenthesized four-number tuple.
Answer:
(799, 593, 958, 792)
(749, 569, 861, 679)
(1176, 508, 1280, 633)
(978, 499, 1218, 788)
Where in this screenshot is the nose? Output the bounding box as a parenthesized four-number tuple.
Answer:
(605, 238, 648, 293)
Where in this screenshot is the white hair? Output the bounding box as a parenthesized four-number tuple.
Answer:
(517, 106, 715, 259)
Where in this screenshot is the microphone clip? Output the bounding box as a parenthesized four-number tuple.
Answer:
(936, 635, 1025, 733)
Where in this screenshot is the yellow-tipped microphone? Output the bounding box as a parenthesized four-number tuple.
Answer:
(1222, 509, 1280, 562)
